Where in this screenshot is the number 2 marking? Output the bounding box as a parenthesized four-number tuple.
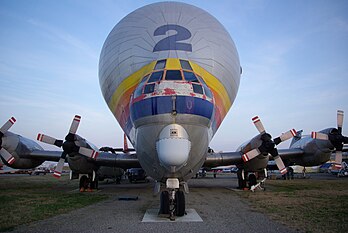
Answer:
(153, 24, 192, 52)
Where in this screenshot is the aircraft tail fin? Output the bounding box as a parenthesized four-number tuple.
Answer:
(290, 130, 303, 147)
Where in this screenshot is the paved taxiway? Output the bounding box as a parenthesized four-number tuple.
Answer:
(7, 173, 302, 233)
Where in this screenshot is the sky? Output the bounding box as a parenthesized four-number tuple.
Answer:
(1, 0, 348, 152)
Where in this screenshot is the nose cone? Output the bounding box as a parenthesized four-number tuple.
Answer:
(156, 124, 191, 171)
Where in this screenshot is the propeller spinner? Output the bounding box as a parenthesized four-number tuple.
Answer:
(0, 117, 17, 165)
(242, 116, 296, 175)
(311, 110, 348, 168)
(37, 115, 99, 178)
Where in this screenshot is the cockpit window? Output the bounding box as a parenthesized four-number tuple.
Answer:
(203, 85, 213, 98)
(143, 83, 155, 94)
(134, 74, 149, 98)
(154, 59, 166, 70)
(192, 83, 203, 95)
(165, 70, 182, 80)
(183, 71, 199, 83)
(197, 75, 213, 98)
(148, 71, 164, 83)
(180, 60, 192, 70)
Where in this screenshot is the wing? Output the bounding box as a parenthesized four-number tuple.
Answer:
(203, 151, 243, 168)
(28, 150, 140, 169)
(94, 151, 141, 168)
(277, 148, 305, 162)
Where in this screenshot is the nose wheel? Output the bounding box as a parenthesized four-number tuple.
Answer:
(159, 189, 186, 220)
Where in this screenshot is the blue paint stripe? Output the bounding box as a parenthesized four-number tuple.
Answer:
(130, 96, 213, 122)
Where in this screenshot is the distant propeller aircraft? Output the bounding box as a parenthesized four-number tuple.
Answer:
(0, 2, 347, 219)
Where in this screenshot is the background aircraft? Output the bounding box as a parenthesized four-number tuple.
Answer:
(1, 1, 347, 220)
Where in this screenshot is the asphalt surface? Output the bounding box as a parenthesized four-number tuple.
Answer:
(7, 173, 302, 233)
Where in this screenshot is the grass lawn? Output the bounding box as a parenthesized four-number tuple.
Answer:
(0, 175, 107, 232)
(236, 178, 348, 233)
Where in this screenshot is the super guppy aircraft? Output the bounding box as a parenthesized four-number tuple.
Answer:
(1, 2, 347, 219)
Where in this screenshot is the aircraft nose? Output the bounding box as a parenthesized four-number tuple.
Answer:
(156, 124, 191, 172)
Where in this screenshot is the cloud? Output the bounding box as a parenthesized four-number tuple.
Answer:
(27, 18, 98, 60)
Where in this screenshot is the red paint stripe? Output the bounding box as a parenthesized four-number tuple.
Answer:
(10, 117, 16, 124)
(311, 132, 316, 138)
(53, 172, 62, 178)
(252, 116, 259, 121)
(7, 157, 15, 165)
(280, 168, 287, 174)
(242, 154, 249, 162)
(291, 129, 296, 136)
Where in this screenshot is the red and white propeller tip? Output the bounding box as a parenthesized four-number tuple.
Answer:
(0, 148, 15, 165)
(252, 116, 265, 134)
(0, 117, 16, 134)
(311, 132, 328, 140)
(242, 148, 260, 162)
(69, 115, 81, 134)
(78, 147, 99, 159)
(53, 157, 66, 178)
(0, 117, 17, 165)
(37, 134, 57, 145)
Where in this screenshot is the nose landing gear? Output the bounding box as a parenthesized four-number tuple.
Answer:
(158, 178, 186, 220)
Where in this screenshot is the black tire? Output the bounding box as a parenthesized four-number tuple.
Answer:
(159, 191, 170, 215)
(175, 191, 185, 216)
(90, 179, 98, 189)
(248, 174, 257, 187)
(79, 175, 89, 189)
(237, 169, 246, 189)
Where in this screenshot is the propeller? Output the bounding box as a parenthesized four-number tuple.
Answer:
(311, 110, 348, 168)
(0, 117, 17, 165)
(242, 116, 297, 175)
(37, 115, 99, 178)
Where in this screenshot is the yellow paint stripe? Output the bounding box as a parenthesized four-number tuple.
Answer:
(165, 58, 181, 69)
(190, 62, 231, 112)
(108, 61, 156, 110)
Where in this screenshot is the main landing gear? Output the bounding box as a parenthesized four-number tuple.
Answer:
(158, 178, 187, 220)
(71, 171, 98, 192)
(237, 168, 267, 192)
(79, 174, 99, 192)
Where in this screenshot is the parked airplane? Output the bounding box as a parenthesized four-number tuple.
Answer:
(0, 2, 347, 219)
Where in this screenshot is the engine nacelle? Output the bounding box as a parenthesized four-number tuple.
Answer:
(288, 128, 334, 166)
(1, 132, 44, 169)
(236, 134, 269, 172)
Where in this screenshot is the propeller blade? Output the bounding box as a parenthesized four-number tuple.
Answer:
(242, 148, 260, 162)
(78, 147, 99, 159)
(53, 158, 65, 178)
(0, 148, 15, 165)
(0, 117, 16, 134)
(274, 156, 287, 175)
(311, 132, 329, 140)
(53, 152, 67, 178)
(252, 116, 265, 134)
(124, 134, 129, 152)
(335, 150, 343, 167)
(37, 134, 57, 145)
(69, 115, 81, 134)
(274, 129, 297, 145)
(337, 110, 344, 134)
